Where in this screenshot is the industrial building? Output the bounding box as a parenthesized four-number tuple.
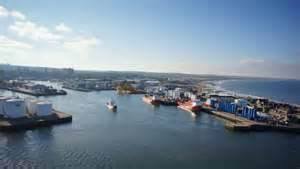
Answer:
(206, 96, 271, 122)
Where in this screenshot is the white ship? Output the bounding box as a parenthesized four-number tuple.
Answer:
(106, 100, 117, 110)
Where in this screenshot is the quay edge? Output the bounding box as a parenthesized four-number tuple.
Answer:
(0, 110, 72, 132)
(201, 107, 300, 133)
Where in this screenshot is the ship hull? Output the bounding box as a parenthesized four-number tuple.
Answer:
(142, 96, 160, 105)
(106, 104, 117, 110)
(177, 101, 203, 115)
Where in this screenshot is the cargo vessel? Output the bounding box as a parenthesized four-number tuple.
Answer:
(160, 98, 178, 106)
(178, 100, 203, 116)
(142, 95, 161, 105)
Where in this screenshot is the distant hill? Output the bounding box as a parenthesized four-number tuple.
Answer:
(0, 63, 273, 81)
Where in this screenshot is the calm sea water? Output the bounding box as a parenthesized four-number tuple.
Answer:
(0, 88, 299, 169)
(219, 79, 300, 105)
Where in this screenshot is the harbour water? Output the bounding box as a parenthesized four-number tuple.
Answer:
(0, 88, 299, 169)
(217, 79, 300, 105)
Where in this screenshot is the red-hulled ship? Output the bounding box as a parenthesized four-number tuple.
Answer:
(142, 95, 161, 105)
(177, 100, 203, 115)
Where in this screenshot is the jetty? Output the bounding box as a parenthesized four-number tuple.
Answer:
(2, 87, 67, 96)
(62, 85, 92, 92)
(202, 107, 300, 133)
(0, 110, 72, 131)
(0, 80, 67, 97)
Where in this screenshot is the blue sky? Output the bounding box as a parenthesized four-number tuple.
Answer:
(0, 0, 299, 78)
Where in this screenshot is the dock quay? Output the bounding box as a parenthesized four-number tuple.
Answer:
(0, 81, 67, 96)
(62, 86, 92, 92)
(1, 87, 67, 96)
(0, 110, 72, 132)
(202, 107, 300, 133)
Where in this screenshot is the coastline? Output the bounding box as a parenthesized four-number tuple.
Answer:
(204, 79, 300, 108)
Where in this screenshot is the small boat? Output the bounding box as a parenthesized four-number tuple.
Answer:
(106, 100, 117, 110)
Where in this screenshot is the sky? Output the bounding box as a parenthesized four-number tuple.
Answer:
(0, 0, 299, 79)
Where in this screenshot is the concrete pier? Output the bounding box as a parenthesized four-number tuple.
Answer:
(0, 87, 67, 96)
(0, 110, 72, 131)
(202, 107, 300, 133)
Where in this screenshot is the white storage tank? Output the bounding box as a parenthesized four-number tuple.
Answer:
(0, 97, 6, 116)
(25, 99, 38, 115)
(0, 96, 11, 116)
(26, 99, 53, 116)
(35, 102, 53, 116)
(4, 99, 26, 118)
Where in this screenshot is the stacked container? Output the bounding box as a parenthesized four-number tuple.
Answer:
(241, 106, 257, 120)
(218, 102, 237, 114)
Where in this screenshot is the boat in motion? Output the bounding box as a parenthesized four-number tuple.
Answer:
(106, 99, 117, 110)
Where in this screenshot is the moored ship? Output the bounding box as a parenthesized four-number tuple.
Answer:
(142, 95, 161, 105)
(178, 100, 203, 115)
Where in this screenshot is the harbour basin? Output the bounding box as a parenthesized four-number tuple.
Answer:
(0, 89, 299, 169)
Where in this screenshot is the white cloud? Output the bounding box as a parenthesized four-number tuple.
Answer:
(10, 10, 26, 20)
(0, 5, 26, 20)
(1, 4, 102, 67)
(0, 35, 32, 49)
(240, 58, 264, 64)
(9, 21, 63, 42)
(64, 37, 100, 52)
(0, 5, 9, 17)
(55, 23, 72, 33)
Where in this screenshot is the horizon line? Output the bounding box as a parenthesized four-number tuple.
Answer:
(1, 63, 299, 81)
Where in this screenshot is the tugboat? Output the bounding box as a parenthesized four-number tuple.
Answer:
(106, 100, 117, 110)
